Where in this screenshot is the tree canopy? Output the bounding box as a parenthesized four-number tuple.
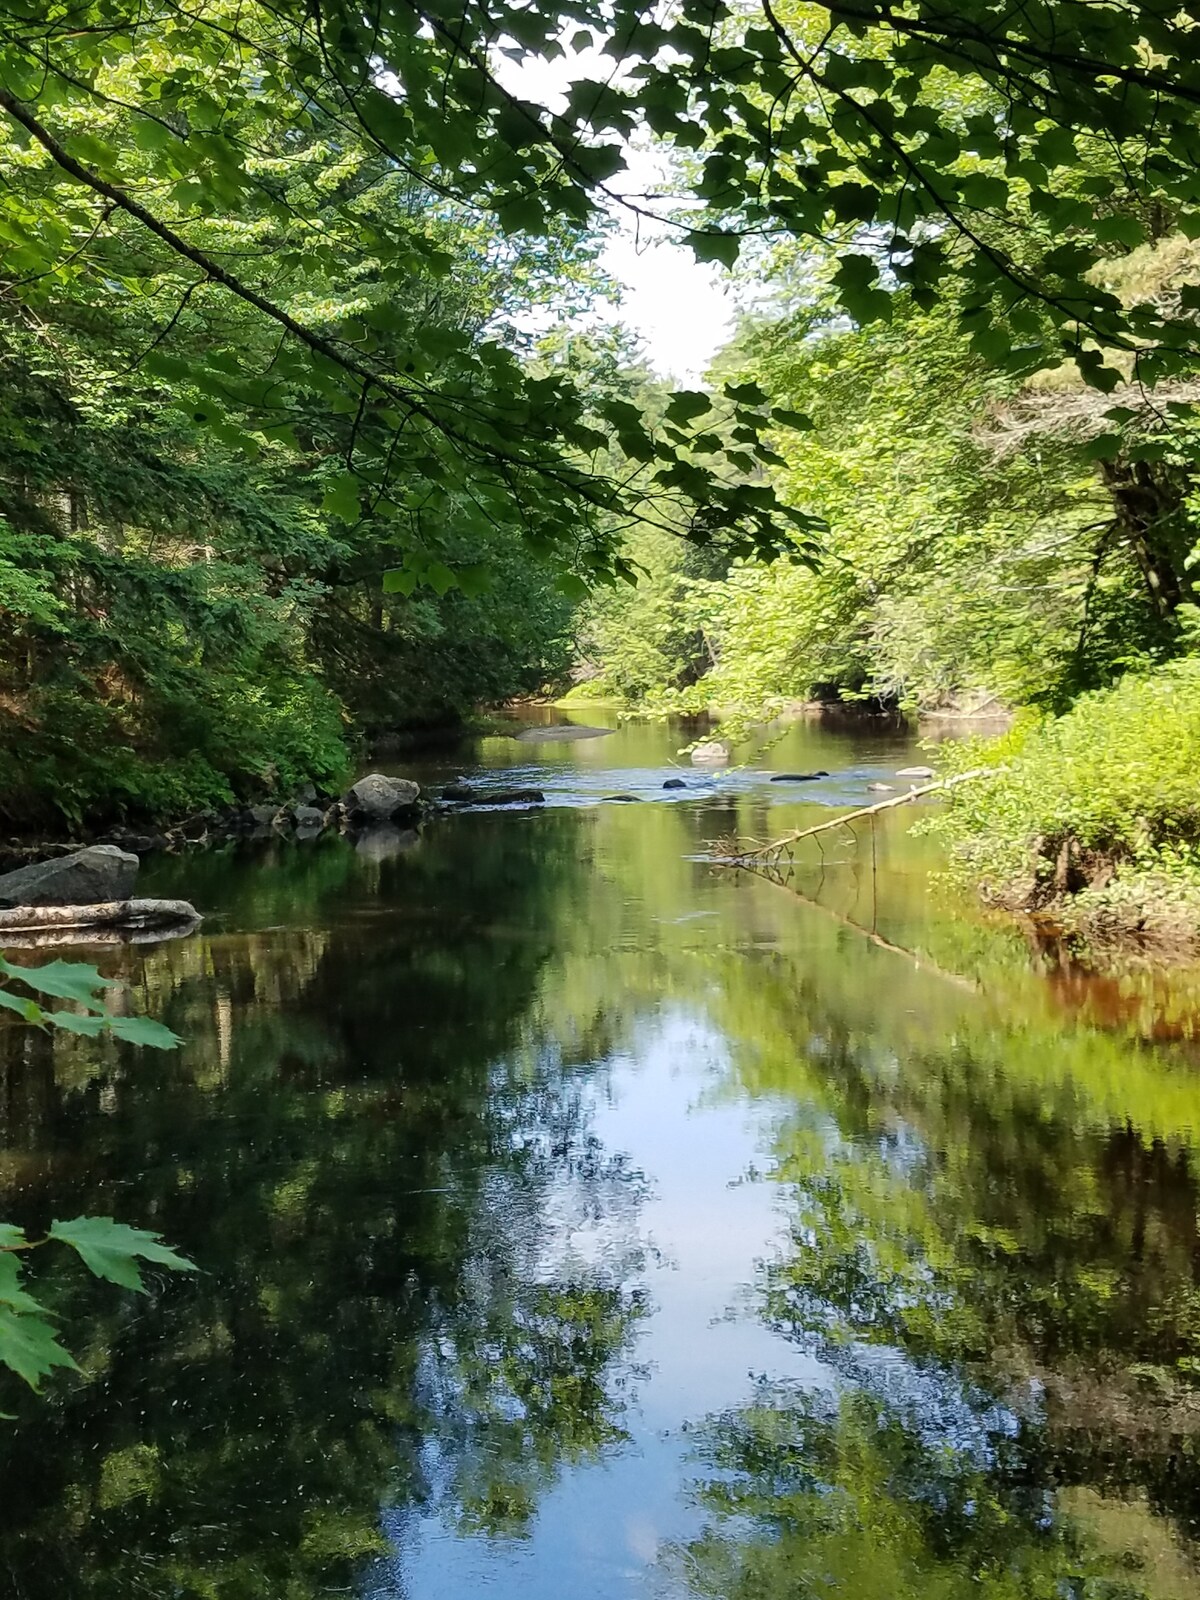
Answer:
(6, 0, 1200, 584)
(0, 0, 830, 592)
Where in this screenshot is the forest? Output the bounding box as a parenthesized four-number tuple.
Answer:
(2, 0, 1200, 943)
(9, 6, 1200, 1596)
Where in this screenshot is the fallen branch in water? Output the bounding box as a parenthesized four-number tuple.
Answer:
(0, 898, 201, 940)
(716, 768, 999, 866)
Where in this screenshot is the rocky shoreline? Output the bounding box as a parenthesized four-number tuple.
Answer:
(0, 773, 468, 946)
(0, 771, 555, 878)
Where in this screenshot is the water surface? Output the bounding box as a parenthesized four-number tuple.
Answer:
(2, 712, 1200, 1599)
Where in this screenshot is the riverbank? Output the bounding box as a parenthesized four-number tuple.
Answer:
(933, 658, 1200, 965)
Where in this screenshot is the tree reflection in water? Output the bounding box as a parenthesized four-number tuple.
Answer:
(0, 815, 648, 1598)
(3, 748, 1200, 1598)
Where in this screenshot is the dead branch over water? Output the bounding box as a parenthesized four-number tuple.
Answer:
(714, 769, 996, 871)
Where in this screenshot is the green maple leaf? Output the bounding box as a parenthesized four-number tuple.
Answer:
(0, 1304, 78, 1391)
(48, 1218, 197, 1294)
(0, 1253, 41, 1315)
(105, 1015, 182, 1050)
(0, 959, 114, 1011)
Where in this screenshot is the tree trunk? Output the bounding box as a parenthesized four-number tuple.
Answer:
(1101, 459, 1194, 617)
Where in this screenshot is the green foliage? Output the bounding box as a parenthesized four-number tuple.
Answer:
(4, 0, 1200, 843)
(0, 956, 191, 1397)
(4, 0, 1191, 387)
(312, 523, 579, 736)
(0, 3, 814, 589)
(583, 282, 1191, 722)
(575, 526, 726, 702)
(5, 0, 1200, 817)
(0, 957, 181, 1048)
(0, 143, 587, 822)
(0, 1219, 194, 1392)
(934, 657, 1200, 934)
(45, 1219, 195, 1295)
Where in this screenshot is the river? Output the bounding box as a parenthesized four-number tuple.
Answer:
(1, 709, 1199, 1599)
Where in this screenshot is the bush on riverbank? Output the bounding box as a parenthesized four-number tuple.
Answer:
(936, 658, 1200, 951)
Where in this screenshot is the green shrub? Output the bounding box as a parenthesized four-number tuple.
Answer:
(936, 657, 1200, 911)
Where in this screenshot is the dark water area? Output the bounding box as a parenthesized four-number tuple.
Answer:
(2, 710, 1200, 1598)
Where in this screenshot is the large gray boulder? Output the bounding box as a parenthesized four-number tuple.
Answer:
(0, 845, 139, 909)
(343, 773, 420, 824)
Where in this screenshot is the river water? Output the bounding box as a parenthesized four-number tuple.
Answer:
(2, 710, 1200, 1599)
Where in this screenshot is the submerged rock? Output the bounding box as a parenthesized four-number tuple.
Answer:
(896, 766, 935, 779)
(663, 778, 688, 790)
(690, 741, 730, 766)
(441, 782, 476, 803)
(771, 771, 829, 782)
(0, 845, 138, 909)
(867, 782, 895, 793)
(478, 789, 545, 807)
(344, 773, 421, 823)
(602, 794, 640, 803)
(514, 725, 613, 743)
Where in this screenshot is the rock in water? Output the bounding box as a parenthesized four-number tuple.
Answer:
(690, 741, 730, 766)
(292, 806, 326, 840)
(344, 773, 421, 823)
(479, 789, 545, 807)
(867, 782, 895, 793)
(441, 782, 476, 802)
(896, 766, 935, 779)
(663, 778, 687, 790)
(770, 772, 829, 782)
(179, 810, 217, 841)
(514, 725, 613, 743)
(0, 845, 138, 909)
